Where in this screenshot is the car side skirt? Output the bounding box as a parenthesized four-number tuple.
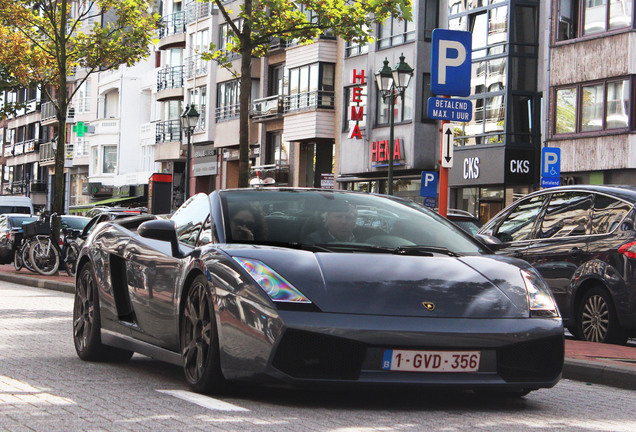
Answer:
(101, 329, 183, 366)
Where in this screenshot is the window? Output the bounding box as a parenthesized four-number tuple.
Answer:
(376, 83, 414, 125)
(554, 78, 631, 135)
(537, 192, 593, 238)
(171, 193, 211, 247)
(216, 80, 239, 121)
(76, 80, 91, 113)
(102, 146, 117, 174)
(189, 86, 207, 130)
(219, 20, 242, 59)
(377, 16, 415, 49)
(591, 194, 632, 234)
(287, 63, 335, 111)
(495, 195, 546, 242)
(345, 39, 369, 57)
(556, 0, 632, 41)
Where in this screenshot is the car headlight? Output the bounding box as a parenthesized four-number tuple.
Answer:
(234, 258, 312, 304)
(520, 268, 559, 318)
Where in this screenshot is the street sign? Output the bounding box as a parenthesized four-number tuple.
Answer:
(541, 147, 561, 188)
(420, 171, 438, 198)
(427, 97, 472, 122)
(441, 124, 454, 168)
(431, 29, 472, 97)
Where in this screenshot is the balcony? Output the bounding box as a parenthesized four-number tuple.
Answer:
(39, 142, 56, 165)
(185, 0, 212, 24)
(155, 120, 181, 144)
(185, 54, 208, 79)
(251, 95, 284, 120)
(284, 91, 335, 113)
(157, 12, 186, 49)
(40, 101, 76, 124)
(216, 103, 240, 122)
(156, 66, 185, 101)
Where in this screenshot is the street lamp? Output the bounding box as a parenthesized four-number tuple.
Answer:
(375, 53, 413, 195)
(180, 103, 200, 200)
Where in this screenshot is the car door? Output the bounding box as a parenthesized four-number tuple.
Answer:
(484, 193, 548, 261)
(124, 193, 211, 349)
(523, 191, 594, 318)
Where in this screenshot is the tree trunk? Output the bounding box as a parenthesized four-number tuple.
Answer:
(237, 0, 253, 188)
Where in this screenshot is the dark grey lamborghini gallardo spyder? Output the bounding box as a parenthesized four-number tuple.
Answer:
(73, 188, 564, 396)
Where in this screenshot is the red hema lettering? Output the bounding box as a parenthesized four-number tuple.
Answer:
(351, 69, 366, 85)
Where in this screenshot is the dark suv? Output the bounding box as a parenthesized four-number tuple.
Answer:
(478, 185, 636, 344)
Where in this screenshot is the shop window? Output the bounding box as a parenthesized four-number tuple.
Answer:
(554, 78, 631, 135)
(556, 0, 632, 41)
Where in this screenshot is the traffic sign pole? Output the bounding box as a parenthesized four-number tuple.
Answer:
(439, 118, 449, 218)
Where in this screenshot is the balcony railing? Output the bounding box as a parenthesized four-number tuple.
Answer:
(216, 103, 240, 122)
(155, 119, 181, 143)
(40, 101, 75, 122)
(284, 91, 335, 112)
(185, 54, 208, 79)
(159, 12, 185, 38)
(39, 142, 56, 163)
(251, 95, 284, 119)
(185, 0, 212, 24)
(157, 65, 185, 92)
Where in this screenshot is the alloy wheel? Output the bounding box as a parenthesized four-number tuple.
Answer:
(580, 294, 609, 342)
(73, 269, 95, 352)
(182, 281, 212, 383)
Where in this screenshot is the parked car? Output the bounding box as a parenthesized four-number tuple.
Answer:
(85, 206, 147, 218)
(73, 188, 563, 396)
(0, 213, 38, 264)
(478, 185, 636, 344)
(60, 215, 90, 231)
(0, 196, 34, 215)
(445, 209, 483, 235)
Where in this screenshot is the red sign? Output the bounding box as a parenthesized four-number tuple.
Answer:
(371, 139, 402, 164)
(348, 69, 365, 140)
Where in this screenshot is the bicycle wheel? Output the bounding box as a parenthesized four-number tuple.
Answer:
(13, 249, 23, 271)
(29, 238, 60, 276)
(22, 240, 38, 273)
(64, 242, 81, 277)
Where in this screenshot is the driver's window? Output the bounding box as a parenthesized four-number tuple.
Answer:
(495, 195, 546, 242)
(171, 193, 211, 246)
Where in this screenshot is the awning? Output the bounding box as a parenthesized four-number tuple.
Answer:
(69, 195, 145, 213)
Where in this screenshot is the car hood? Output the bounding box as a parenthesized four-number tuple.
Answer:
(221, 246, 531, 318)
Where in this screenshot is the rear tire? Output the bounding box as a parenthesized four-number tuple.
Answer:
(577, 287, 628, 344)
(22, 241, 37, 273)
(64, 243, 81, 277)
(13, 249, 23, 271)
(29, 238, 60, 275)
(181, 274, 226, 394)
(73, 262, 133, 362)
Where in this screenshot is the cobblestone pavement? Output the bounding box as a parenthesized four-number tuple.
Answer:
(1, 281, 636, 432)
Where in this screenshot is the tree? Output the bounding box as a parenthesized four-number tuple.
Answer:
(203, 0, 412, 188)
(0, 0, 159, 226)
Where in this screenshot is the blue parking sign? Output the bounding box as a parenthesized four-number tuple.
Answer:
(420, 171, 438, 198)
(431, 29, 472, 97)
(541, 147, 561, 178)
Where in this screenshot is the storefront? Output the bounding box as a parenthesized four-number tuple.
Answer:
(449, 145, 539, 223)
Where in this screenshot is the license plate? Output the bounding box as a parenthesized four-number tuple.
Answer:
(382, 349, 481, 372)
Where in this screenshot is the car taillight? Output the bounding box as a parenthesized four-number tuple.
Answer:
(618, 242, 636, 259)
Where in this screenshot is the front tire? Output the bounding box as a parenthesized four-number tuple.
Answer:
(64, 243, 81, 277)
(577, 287, 628, 344)
(29, 238, 60, 275)
(73, 262, 133, 362)
(181, 274, 226, 394)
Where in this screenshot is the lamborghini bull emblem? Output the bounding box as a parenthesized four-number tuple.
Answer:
(422, 302, 435, 311)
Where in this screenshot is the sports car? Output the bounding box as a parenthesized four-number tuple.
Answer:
(73, 188, 564, 396)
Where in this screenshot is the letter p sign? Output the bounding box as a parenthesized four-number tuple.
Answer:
(431, 29, 472, 97)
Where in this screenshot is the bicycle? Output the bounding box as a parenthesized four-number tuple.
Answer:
(26, 213, 82, 276)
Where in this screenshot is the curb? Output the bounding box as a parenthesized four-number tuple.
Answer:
(0, 272, 74, 294)
(563, 358, 636, 390)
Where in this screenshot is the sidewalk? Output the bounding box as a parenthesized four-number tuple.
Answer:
(1, 264, 635, 390)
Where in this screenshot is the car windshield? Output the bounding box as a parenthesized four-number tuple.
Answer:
(220, 189, 487, 255)
(62, 217, 90, 230)
(9, 216, 37, 228)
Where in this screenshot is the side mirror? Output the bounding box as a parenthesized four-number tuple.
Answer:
(138, 219, 181, 257)
(474, 233, 503, 251)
